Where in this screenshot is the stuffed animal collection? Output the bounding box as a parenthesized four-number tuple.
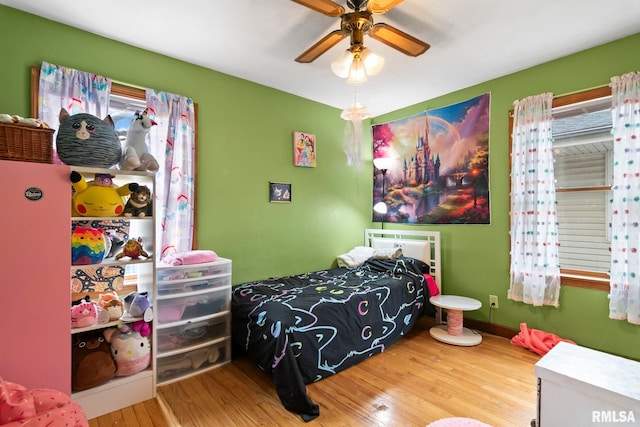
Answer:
(71, 171, 139, 218)
(71, 294, 152, 381)
(70, 170, 154, 260)
(62, 109, 159, 390)
(72, 291, 152, 328)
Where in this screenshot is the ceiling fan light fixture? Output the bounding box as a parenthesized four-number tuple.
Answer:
(331, 50, 355, 78)
(360, 48, 384, 76)
(347, 58, 367, 83)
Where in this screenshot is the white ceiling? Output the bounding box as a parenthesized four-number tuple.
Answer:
(3, 0, 640, 117)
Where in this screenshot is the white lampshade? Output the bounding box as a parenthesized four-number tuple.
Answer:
(331, 50, 354, 78)
(332, 47, 384, 83)
(373, 201, 388, 214)
(361, 48, 384, 76)
(347, 59, 367, 83)
(373, 157, 394, 171)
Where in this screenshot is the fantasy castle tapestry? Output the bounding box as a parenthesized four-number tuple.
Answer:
(372, 93, 490, 224)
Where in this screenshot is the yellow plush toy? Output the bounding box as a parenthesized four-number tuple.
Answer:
(71, 171, 138, 217)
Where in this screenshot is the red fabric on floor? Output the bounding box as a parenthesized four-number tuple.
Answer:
(511, 322, 576, 356)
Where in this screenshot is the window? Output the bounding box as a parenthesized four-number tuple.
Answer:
(510, 86, 612, 290)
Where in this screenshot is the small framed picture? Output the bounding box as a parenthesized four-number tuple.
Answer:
(293, 131, 316, 167)
(269, 182, 291, 203)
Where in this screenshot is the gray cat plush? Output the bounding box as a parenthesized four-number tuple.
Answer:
(56, 108, 122, 168)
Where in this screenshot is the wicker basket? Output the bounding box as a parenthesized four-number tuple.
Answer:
(0, 123, 54, 163)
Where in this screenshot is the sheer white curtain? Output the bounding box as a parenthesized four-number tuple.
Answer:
(145, 89, 196, 260)
(508, 93, 561, 307)
(37, 61, 111, 162)
(609, 71, 640, 324)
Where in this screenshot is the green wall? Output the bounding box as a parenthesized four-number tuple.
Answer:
(1, 5, 638, 360)
(373, 33, 640, 360)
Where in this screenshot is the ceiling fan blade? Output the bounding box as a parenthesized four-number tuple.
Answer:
(370, 23, 430, 56)
(291, 0, 345, 17)
(366, 0, 405, 14)
(295, 30, 346, 63)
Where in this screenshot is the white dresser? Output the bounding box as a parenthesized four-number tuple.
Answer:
(535, 341, 640, 427)
(155, 257, 232, 385)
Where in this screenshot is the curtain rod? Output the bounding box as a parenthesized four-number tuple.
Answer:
(508, 83, 611, 117)
(111, 79, 146, 91)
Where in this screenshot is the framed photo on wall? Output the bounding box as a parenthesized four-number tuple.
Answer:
(293, 131, 316, 167)
(269, 182, 291, 203)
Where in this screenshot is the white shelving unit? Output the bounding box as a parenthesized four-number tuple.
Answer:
(69, 166, 156, 420)
(155, 257, 232, 386)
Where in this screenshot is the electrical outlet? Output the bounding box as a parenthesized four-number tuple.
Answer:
(489, 295, 499, 309)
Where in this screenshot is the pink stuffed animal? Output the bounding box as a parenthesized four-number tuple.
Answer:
(71, 296, 98, 328)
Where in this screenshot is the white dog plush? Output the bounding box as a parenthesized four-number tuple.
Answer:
(120, 108, 159, 172)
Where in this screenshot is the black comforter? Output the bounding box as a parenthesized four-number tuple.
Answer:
(231, 256, 435, 421)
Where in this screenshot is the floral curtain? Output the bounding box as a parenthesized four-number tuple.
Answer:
(508, 92, 561, 307)
(38, 61, 111, 162)
(609, 71, 640, 324)
(145, 89, 196, 260)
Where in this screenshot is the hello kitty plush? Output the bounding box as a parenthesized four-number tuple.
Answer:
(119, 109, 159, 172)
(103, 323, 151, 376)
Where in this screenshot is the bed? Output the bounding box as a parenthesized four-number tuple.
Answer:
(231, 229, 441, 421)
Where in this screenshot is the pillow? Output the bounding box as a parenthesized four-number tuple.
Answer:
(370, 237, 431, 263)
(424, 274, 440, 297)
(371, 247, 403, 259)
(336, 246, 376, 268)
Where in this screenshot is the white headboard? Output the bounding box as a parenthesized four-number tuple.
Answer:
(364, 229, 442, 294)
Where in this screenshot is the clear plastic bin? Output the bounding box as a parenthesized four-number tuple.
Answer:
(156, 315, 229, 353)
(156, 339, 230, 383)
(157, 258, 231, 282)
(157, 274, 231, 296)
(157, 287, 230, 323)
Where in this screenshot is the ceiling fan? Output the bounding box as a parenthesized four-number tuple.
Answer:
(293, 0, 430, 64)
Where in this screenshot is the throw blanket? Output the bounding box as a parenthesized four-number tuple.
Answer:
(511, 323, 576, 356)
(0, 377, 88, 427)
(232, 257, 435, 421)
(163, 250, 218, 266)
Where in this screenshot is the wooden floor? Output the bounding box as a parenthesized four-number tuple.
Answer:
(88, 318, 540, 427)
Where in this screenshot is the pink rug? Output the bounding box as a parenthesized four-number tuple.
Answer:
(427, 417, 492, 427)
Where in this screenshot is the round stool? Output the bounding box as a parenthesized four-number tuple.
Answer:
(429, 295, 482, 346)
(426, 417, 493, 427)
